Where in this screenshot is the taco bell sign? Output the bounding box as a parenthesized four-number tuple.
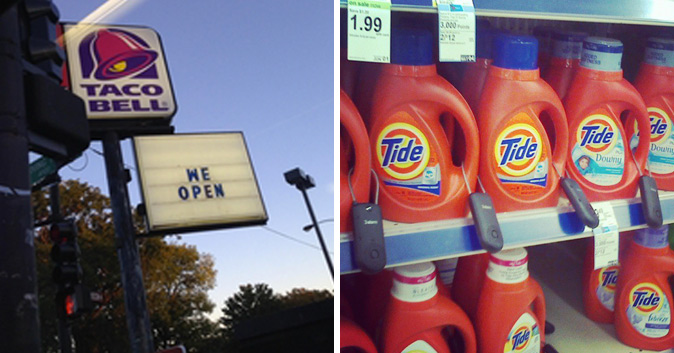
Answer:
(63, 24, 176, 122)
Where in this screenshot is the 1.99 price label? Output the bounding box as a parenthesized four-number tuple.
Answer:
(347, 0, 391, 63)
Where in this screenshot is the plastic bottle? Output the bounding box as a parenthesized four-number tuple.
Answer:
(543, 31, 586, 100)
(369, 26, 479, 223)
(360, 269, 394, 338)
(475, 248, 546, 353)
(563, 37, 651, 201)
(451, 253, 489, 321)
(341, 317, 379, 353)
(614, 225, 674, 350)
(459, 27, 498, 112)
(626, 37, 674, 191)
(379, 262, 476, 353)
(533, 26, 555, 77)
(435, 257, 459, 296)
(340, 89, 371, 233)
(476, 33, 568, 212)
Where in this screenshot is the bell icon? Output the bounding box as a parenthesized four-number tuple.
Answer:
(91, 29, 158, 80)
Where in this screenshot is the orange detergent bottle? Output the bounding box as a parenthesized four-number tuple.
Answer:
(476, 33, 568, 212)
(475, 248, 546, 353)
(533, 26, 554, 78)
(341, 89, 371, 232)
(543, 31, 586, 100)
(581, 233, 633, 323)
(626, 37, 674, 191)
(614, 225, 674, 350)
(342, 317, 379, 353)
(361, 269, 394, 338)
(435, 257, 459, 297)
(369, 26, 479, 223)
(451, 253, 489, 321)
(564, 37, 651, 201)
(459, 26, 498, 112)
(380, 262, 476, 353)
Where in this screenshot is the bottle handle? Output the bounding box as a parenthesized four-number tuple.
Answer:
(439, 94, 480, 190)
(533, 100, 568, 179)
(341, 90, 372, 203)
(612, 100, 651, 173)
(450, 311, 478, 353)
(531, 280, 547, 346)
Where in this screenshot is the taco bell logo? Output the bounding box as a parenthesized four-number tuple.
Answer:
(80, 29, 159, 80)
(64, 24, 176, 120)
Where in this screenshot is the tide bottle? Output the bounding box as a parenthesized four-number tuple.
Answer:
(476, 34, 568, 212)
(564, 37, 651, 201)
(475, 248, 545, 353)
(614, 225, 674, 350)
(340, 90, 371, 232)
(451, 253, 489, 320)
(379, 262, 476, 353)
(533, 26, 555, 77)
(626, 37, 674, 191)
(580, 233, 633, 323)
(459, 27, 498, 112)
(369, 26, 479, 223)
(342, 317, 379, 353)
(543, 31, 586, 100)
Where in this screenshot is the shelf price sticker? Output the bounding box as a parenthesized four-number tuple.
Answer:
(437, 0, 476, 62)
(591, 202, 619, 270)
(347, 0, 391, 63)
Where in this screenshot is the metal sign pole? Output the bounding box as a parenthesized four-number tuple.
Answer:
(102, 131, 154, 353)
(299, 188, 334, 279)
(0, 6, 42, 353)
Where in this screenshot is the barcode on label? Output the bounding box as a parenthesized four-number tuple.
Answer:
(461, 54, 475, 62)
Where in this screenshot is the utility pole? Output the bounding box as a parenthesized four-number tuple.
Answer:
(0, 5, 42, 353)
(103, 131, 154, 353)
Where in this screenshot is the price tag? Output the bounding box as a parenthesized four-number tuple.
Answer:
(591, 202, 620, 270)
(437, 0, 476, 62)
(347, 0, 391, 63)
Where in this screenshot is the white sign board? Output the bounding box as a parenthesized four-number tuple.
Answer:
(63, 23, 176, 122)
(133, 133, 268, 233)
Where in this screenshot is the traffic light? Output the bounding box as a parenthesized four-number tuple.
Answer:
(20, 0, 64, 81)
(50, 219, 90, 319)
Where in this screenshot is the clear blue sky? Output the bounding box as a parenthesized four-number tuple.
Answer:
(53, 0, 335, 319)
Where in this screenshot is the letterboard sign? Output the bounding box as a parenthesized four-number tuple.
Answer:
(133, 133, 268, 233)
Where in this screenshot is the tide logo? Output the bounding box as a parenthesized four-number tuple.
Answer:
(634, 108, 671, 144)
(630, 283, 664, 314)
(376, 122, 429, 180)
(598, 266, 619, 292)
(577, 115, 619, 154)
(494, 122, 542, 177)
(510, 326, 532, 351)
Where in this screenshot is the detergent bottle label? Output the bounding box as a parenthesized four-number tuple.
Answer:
(503, 313, 541, 353)
(376, 112, 440, 202)
(626, 282, 671, 338)
(493, 112, 549, 197)
(572, 111, 625, 186)
(596, 266, 619, 311)
(401, 340, 439, 353)
(630, 107, 674, 175)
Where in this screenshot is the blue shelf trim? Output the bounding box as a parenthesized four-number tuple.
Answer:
(340, 194, 674, 273)
(340, 0, 674, 24)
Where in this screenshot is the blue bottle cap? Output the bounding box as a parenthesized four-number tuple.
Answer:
(634, 225, 670, 249)
(492, 33, 538, 70)
(644, 37, 674, 68)
(580, 37, 623, 71)
(551, 31, 587, 59)
(391, 26, 433, 66)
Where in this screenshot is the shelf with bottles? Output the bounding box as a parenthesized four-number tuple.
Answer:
(340, 192, 674, 273)
(339, 0, 674, 26)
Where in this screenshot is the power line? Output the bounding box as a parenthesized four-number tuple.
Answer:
(262, 226, 334, 255)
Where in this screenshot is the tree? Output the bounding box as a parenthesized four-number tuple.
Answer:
(32, 180, 217, 353)
(280, 288, 333, 310)
(220, 283, 282, 331)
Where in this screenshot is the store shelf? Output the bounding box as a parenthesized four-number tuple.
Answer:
(528, 241, 674, 353)
(340, 191, 674, 273)
(339, 0, 674, 26)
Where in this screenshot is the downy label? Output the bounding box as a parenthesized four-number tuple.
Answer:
(596, 266, 619, 311)
(376, 112, 440, 203)
(493, 112, 548, 197)
(572, 111, 624, 186)
(630, 107, 674, 175)
(401, 340, 438, 353)
(627, 282, 671, 338)
(503, 313, 541, 353)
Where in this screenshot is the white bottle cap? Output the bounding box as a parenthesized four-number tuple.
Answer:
(391, 262, 438, 302)
(644, 37, 674, 68)
(552, 30, 586, 59)
(487, 248, 529, 284)
(580, 37, 623, 71)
